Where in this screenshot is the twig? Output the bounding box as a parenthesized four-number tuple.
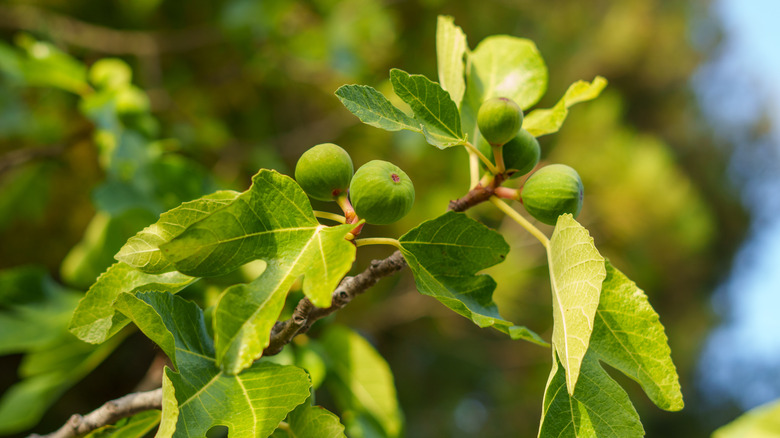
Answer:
(0, 146, 64, 176)
(29, 389, 162, 438)
(263, 176, 503, 355)
(263, 252, 408, 355)
(36, 167, 504, 435)
(0, 4, 221, 56)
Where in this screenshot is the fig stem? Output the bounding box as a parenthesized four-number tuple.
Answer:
(489, 196, 549, 248)
(467, 150, 480, 188)
(494, 186, 520, 201)
(462, 141, 499, 175)
(336, 193, 358, 224)
(354, 237, 402, 249)
(492, 145, 506, 174)
(313, 210, 347, 224)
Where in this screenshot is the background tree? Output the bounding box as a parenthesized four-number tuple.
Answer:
(0, 1, 756, 437)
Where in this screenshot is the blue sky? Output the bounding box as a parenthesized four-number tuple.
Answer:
(695, 0, 780, 410)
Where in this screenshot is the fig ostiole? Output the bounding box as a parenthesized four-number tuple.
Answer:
(349, 160, 415, 225)
(520, 164, 583, 226)
(477, 97, 523, 147)
(294, 143, 354, 202)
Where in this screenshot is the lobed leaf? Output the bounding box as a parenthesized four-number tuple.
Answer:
(68, 262, 196, 344)
(159, 170, 356, 309)
(436, 15, 468, 108)
(547, 214, 606, 395)
(538, 351, 643, 438)
(524, 76, 608, 137)
(399, 211, 512, 330)
(115, 191, 240, 274)
(116, 291, 311, 438)
(335, 84, 419, 133)
(590, 261, 684, 411)
(321, 326, 403, 438)
(271, 398, 347, 438)
(389, 68, 465, 148)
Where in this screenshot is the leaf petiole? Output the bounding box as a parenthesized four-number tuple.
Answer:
(354, 237, 402, 249)
(313, 211, 347, 224)
(462, 141, 499, 175)
(489, 196, 549, 248)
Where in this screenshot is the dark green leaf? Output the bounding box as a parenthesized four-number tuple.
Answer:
(389, 69, 464, 148)
(272, 398, 346, 438)
(538, 351, 643, 438)
(335, 84, 419, 132)
(83, 411, 161, 438)
(68, 262, 196, 344)
(399, 211, 511, 330)
(116, 292, 311, 438)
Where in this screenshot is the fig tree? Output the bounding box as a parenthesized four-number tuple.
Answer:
(295, 143, 354, 201)
(478, 130, 540, 178)
(477, 97, 523, 146)
(349, 160, 415, 225)
(521, 164, 583, 225)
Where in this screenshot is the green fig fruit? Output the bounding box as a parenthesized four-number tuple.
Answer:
(478, 130, 540, 178)
(295, 143, 354, 201)
(502, 129, 541, 178)
(521, 164, 583, 225)
(349, 160, 415, 225)
(477, 97, 523, 146)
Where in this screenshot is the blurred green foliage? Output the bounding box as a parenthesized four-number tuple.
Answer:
(0, 0, 748, 436)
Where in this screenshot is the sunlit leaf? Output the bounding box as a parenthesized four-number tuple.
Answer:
(68, 262, 196, 344)
(115, 292, 311, 438)
(321, 326, 403, 438)
(712, 399, 780, 438)
(335, 84, 419, 132)
(461, 35, 547, 140)
(590, 261, 684, 411)
(524, 77, 608, 137)
(436, 15, 468, 107)
(160, 171, 356, 308)
(389, 68, 465, 148)
(116, 191, 240, 274)
(538, 350, 643, 438)
(547, 214, 606, 395)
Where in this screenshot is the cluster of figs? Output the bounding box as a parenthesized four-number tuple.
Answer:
(477, 96, 584, 225)
(293, 96, 583, 227)
(295, 143, 415, 225)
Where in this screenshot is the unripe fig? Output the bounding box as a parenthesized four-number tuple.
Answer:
(521, 164, 583, 225)
(478, 130, 540, 178)
(503, 129, 541, 178)
(349, 160, 414, 225)
(295, 143, 354, 201)
(477, 97, 523, 146)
